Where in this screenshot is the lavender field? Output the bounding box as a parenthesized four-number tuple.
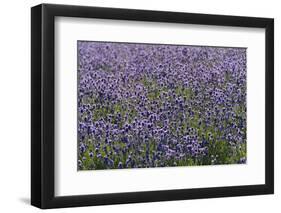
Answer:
(77, 41, 247, 170)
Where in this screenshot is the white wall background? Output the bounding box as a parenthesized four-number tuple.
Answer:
(0, 0, 279, 212)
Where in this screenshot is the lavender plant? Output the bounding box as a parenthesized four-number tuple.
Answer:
(77, 41, 247, 170)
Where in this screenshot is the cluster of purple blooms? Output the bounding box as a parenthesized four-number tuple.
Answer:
(77, 41, 247, 170)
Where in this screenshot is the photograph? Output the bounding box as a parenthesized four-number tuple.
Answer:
(29, 3, 274, 209)
(77, 41, 247, 170)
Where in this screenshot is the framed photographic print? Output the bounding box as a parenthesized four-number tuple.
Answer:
(31, 3, 274, 209)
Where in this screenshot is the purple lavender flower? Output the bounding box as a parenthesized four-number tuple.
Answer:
(77, 41, 247, 170)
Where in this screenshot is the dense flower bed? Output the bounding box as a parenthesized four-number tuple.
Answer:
(77, 41, 247, 170)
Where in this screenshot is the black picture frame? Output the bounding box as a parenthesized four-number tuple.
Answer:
(31, 3, 274, 209)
